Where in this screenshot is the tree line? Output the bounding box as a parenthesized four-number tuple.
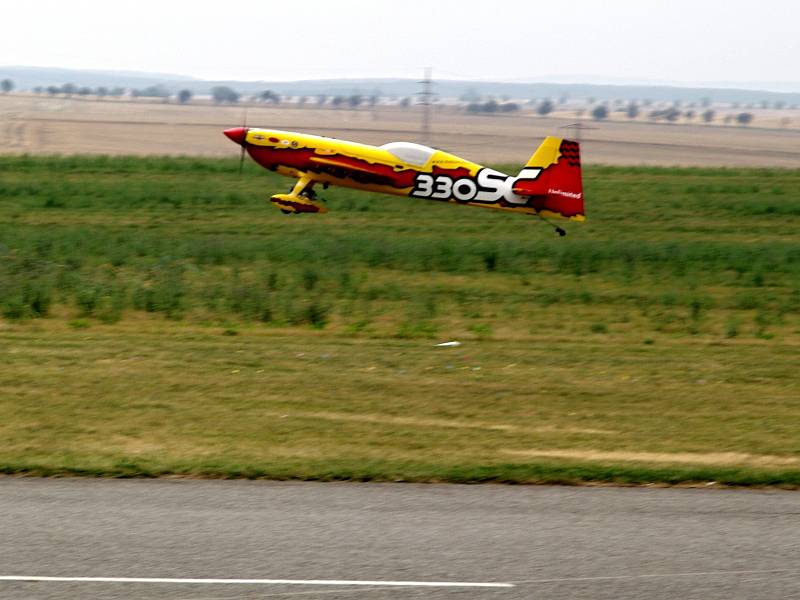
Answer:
(1, 78, 789, 126)
(2, 80, 400, 109)
(208, 86, 388, 108)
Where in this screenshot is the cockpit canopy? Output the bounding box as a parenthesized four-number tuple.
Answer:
(380, 142, 436, 165)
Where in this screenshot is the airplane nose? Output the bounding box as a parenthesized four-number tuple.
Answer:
(223, 127, 248, 145)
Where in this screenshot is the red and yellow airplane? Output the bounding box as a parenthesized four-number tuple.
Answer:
(223, 127, 584, 232)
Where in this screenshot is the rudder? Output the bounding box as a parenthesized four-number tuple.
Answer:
(513, 136, 584, 221)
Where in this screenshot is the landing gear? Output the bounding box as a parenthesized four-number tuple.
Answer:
(270, 174, 327, 214)
(536, 213, 567, 237)
(300, 187, 318, 200)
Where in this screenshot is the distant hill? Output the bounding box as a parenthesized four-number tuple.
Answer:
(0, 66, 196, 90)
(2, 66, 800, 106)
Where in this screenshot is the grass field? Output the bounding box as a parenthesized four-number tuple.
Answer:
(1, 155, 799, 485)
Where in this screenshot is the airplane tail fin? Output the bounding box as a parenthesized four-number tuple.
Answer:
(513, 137, 585, 221)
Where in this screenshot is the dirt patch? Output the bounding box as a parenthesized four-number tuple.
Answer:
(4, 94, 800, 166)
(279, 411, 616, 436)
(503, 449, 800, 467)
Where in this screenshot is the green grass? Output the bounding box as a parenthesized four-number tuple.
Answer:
(0, 155, 798, 485)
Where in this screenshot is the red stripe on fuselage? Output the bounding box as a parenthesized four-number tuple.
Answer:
(247, 145, 475, 191)
(247, 146, 417, 189)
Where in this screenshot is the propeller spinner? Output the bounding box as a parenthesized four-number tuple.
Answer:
(223, 126, 249, 174)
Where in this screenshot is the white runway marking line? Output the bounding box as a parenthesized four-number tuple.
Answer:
(0, 575, 513, 589)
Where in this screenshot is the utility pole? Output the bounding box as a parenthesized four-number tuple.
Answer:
(561, 122, 597, 144)
(418, 67, 433, 144)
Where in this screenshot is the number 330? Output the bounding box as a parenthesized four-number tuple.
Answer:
(412, 174, 477, 201)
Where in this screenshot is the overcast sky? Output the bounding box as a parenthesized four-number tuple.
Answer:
(4, 0, 798, 85)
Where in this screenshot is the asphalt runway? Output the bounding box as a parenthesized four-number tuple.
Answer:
(0, 479, 798, 599)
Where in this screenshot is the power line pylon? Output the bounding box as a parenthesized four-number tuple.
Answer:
(418, 67, 433, 144)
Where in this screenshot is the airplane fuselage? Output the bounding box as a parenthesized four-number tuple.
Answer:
(223, 127, 585, 221)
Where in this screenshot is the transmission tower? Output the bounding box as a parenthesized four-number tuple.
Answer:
(561, 122, 598, 144)
(418, 67, 433, 144)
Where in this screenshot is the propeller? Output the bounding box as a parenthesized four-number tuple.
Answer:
(238, 107, 249, 175)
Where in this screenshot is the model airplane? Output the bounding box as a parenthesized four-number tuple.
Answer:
(223, 127, 584, 232)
